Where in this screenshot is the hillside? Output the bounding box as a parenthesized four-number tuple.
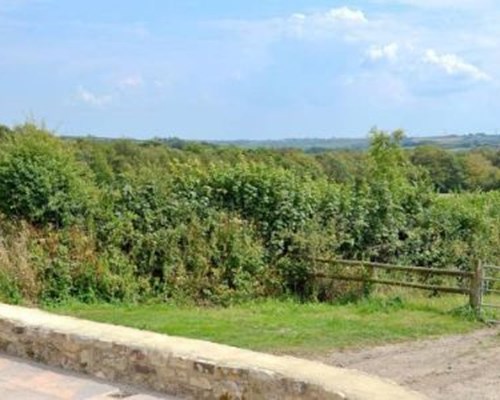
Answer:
(211, 133, 500, 152)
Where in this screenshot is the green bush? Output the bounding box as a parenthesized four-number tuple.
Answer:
(0, 124, 95, 226)
(198, 163, 320, 256)
(0, 124, 498, 306)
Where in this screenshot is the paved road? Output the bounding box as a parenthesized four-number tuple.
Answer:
(0, 354, 180, 400)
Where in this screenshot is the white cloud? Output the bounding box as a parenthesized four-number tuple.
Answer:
(76, 87, 112, 107)
(423, 49, 490, 81)
(367, 43, 399, 62)
(290, 13, 306, 21)
(288, 6, 368, 28)
(215, 6, 371, 44)
(118, 75, 143, 89)
(325, 7, 367, 23)
(215, 4, 497, 94)
(284, 7, 368, 40)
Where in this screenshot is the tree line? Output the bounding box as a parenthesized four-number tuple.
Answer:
(0, 123, 498, 305)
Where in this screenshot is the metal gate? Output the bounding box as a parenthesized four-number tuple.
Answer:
(481, 264, 500, 324)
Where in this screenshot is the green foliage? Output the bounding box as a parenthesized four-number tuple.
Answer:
(411, 146, 465, 192)
(314, 150, 367, 184)
(368, 128, 408, 183)
(200, 163, 320, 252)
(461, 151, 500, 191)
(0, 271, 22, 304)
(0, 123, 498, 306)
(0, 124, 12, 140)
(0, 124, 95, 226)
(410, 145, 500, 192)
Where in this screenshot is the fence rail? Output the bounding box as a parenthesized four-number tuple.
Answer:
(312, 258, 473, 278)
(312, 272, 469, 294)
(302, 257, 499, 321)
(307, 258, 483, 312)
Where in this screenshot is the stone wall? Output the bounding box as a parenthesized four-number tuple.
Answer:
(0, 304, 426, 400)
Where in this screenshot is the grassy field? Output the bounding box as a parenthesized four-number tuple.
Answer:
(48, 292, 494, 354)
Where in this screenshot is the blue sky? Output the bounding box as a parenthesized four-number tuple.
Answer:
(1, 0, 498, 139)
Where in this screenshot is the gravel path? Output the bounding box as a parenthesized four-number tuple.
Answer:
(319, 327, 500, 400)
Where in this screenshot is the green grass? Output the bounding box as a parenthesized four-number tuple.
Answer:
(47, 292, 490, 354)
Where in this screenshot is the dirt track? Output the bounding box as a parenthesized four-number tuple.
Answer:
(320, 327, 500, 400)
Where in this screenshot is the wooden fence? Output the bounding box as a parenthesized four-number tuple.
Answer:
(482, 263, 500, 323)
(308, 258, 484, 312)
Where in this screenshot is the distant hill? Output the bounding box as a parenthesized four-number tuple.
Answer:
(61, 132, 500, 152)
(210, 133, 500, 152)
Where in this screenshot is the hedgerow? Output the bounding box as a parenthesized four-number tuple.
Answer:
(0, 123, 498, 305)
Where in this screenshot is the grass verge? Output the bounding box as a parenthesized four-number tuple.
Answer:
(47, 292, 491, 354)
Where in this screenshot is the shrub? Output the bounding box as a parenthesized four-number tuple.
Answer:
(0, 124, 96, 226)
(0, 125, 498, 306)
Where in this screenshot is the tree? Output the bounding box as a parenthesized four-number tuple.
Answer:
(410, 145, 465, 192)
(462, 152, 500, 191)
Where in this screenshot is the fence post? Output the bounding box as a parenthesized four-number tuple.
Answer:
(362, 263, 376, 295)
(469, 259, 483, 314)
